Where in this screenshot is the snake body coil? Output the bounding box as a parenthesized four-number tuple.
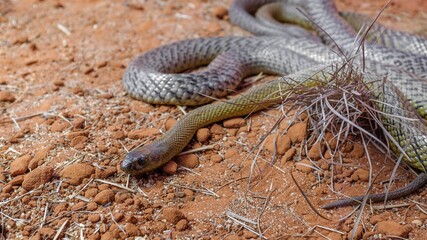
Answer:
(121, 0, 427, 207)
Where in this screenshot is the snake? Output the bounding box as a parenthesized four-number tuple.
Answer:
(120, 0, 427, 208)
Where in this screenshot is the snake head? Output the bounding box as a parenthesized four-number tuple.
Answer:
(120, 145, 163, 176)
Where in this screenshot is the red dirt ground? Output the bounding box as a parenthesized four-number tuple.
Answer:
(1, 0, 427, 239)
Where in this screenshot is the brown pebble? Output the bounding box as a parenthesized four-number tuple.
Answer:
(88, 213, 100, 222)
(85, 188, 99, 198)
(350, 168, 369, 182)
(2, 185, 12, 193)
(210, 123, 226, 135)
(243, 229, 258, 239)
(223, 118, 245, 128)
(370, 214, 388, 225)
(176, 219, 188, 231)
(95, 166, 117, 179)
(38, 227, 55, 239)
(0, 91, 15, 102)
(12, 35, 29, 45)
(51, 119, 70, 132)
(127, 128, 160, 139)
(212, 6, 228, 19)
(10, 154, 32, 176)
(53, 80, 64, 87)
(125, 223, 141, 236)
(265, 134, 291, 155)
(224, 149, 238, 159)
(287, 122, 307, 143)
(307, 141, 325, 160)
(196, 128, 210, 142)
(162, 207, 186, 224)
(110, 130, 125, 140)
(93, 189, 115, 205)
(53, 203, 68, 214)
(70, 202, 86, 211)
(9, 175, 25, 186)
(211, 154, 223, 163)
(28, 146, 52, 170)
(59, 163, 95, 185)
(165, 118, 177, 131)
(347, 143, 365, 158)
(70, 136, 88, 147)
(161, 161, 178, 174)
(281, 148, 296, 163)
(376, 221, 412, 238)
(175, 154, 199, 168)
(72, 118, 85, 129)
(295, 159, 314, 173)
(22, 166, 54, 191)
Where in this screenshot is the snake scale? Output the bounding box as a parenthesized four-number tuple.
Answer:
(121, 0, 427, 208)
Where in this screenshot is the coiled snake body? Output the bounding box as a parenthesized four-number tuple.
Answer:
(121, 0, 427, 208)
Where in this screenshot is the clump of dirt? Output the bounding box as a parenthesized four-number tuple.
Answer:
(1, 0, 427, 239)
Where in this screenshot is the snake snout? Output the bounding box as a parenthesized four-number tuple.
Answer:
(121, 149, 153, 175)
(121, 144, 164, 175)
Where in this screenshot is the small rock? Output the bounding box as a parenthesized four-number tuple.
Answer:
(307, 141, 325, 160)
(196, 128, 210, 142)
(110, 130, 125, 140)
(295, 159, 314, 173)
(176, 219, 188, 231)
(162, 207, 186, 224)
(210, 123, 226, 134)
(281, 148, 296, 163)
(9, 175, 25, 186)
(212, 6, 228, 19)
(224, 149, 238, 159)
(88, 214, 100, 223)
(71, 117, 86, 129)
(93, 189, 115, 205)
(125, 223, 141, 236)
(59, 163, 95, 185)
(51, 119, 70, 132)
(350, 168, 369, 182)
(211, 154, 223, 163)
(22, 166, 54, 191)
(243, 229, 258, 239)
(0, 91, 15, 102)
(161, 161, 178, 174)
(347, 143, 365, 158)
(165, 118, 177, 131)
(223, 118, 245, 128)
(28, 146, 52, 169)
(70, 136, 88, 148)
(85, 188, 99, 198)
(127, 128, 160, 139)
(324, 132, 338, 150)
(10, 154, 32, 176)
(376, 221, 412, 238)
(175, 154, 199, 168)
(287, 122, 307, 143)
(95, 166, 117, 179)
(38, 227, 55, 239)
(265, 134, 291, 155)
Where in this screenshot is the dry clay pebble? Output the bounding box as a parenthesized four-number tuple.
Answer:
(22, 166, 54, 191)
(10, 154, 32, 176)
(59, 163, 95, 185)
(0, 91, 15, 102)
(376, 221, 412, 238)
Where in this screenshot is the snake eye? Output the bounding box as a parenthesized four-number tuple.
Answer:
(121, 151, 148, 174)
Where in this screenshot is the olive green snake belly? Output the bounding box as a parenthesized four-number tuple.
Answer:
(121, 0, 427, 208)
